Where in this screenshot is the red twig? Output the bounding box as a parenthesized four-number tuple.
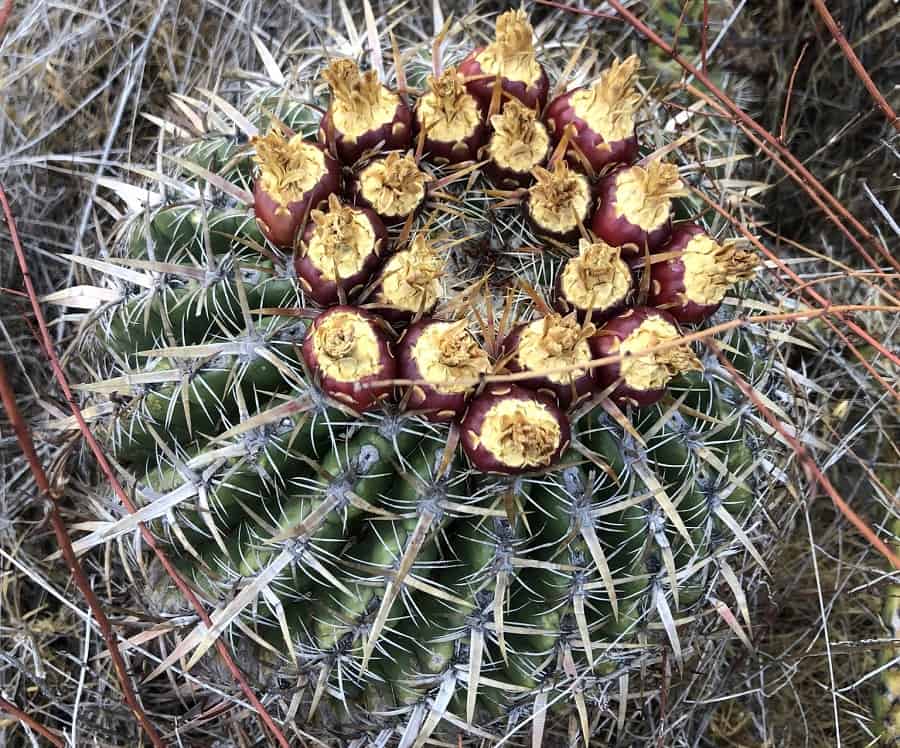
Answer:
(810, 0, 900, 134)
(780, 42, 809, 142)
(0, 0, 12, 37)
(0, 358, 164, 746)
(536, 0, 900, 280)
(709, 341, 900, 570)
(700, 0, 709, 75)
(0, 698, 65, 747)
(0, 186, 292, 748)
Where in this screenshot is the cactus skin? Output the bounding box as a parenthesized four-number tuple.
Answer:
(65, 10, 776, 745)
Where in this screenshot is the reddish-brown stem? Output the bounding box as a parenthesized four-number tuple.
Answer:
(810, 0, 900, 134)
(780, 42, 809, 142)
(0, 0, 12, 36)
(709, 341, 900, 570)
(700, 0, 709, 75)
(0, 357, 164, 748)
(537, 0, 900, 279)
(0, 186, 292, 748)
(0, 698, 65, 747)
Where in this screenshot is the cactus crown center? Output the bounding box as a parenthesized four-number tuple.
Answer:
(479, 399, 560, 468)
(614, 159, 688, 231)
(571, 55, 642, 143)
(477, 9, 541, 86)
(615, 315, 702, 390)
(681, 234, 759, 305)
(418, 66, 481, 143)
(359, 153, 427, 218)
(323, 59, 399, 141)
(529, 161, 591, 234)
(488, 99, 549, 172)
(252, 128, 327, 211)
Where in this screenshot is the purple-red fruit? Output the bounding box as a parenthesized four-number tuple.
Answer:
(648, 222, 759, 324)
(368, 235, 445, 324)
(483, 99, 550, 188)
(589, 306, 701, 407)
(545, 56, 641, 176)
(460, 385, 570, 475)
(398, 319, 492, 421)
(555, 239, 634, 324)
(415, 66, 488, 165)
(295, 194, 388, 306)
(302, 306, 396, 413)
(499, 314, 595, 409)
(319, 59, 412, 165)
(458, 9, 549, 113)
(591, 159, 687, 255)
(251, 129, 341, 248)
(354, 152, 427, 226)
(526, 160, 593, 242)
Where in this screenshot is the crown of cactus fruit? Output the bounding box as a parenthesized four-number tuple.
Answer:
(60, 7, 779, 745)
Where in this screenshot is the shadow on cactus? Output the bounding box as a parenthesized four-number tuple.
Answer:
(54, 6, 788, 745)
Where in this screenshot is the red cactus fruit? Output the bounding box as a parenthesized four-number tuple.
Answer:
(526, 160, 593, 242)
(295, 194, 388, 306)
(590, 306, 702, 407)
(251, 128, 341, 248)
(319, 59, 412, 165)
(483, 99, 550, 188)
(354, 152, 427, 226)
(545, 56, 641, 176)
(555, 239, 634, 324)
(302, 306, 396, 413)
(460, 385, 570, 475)
(591, 159, 687, 254)
(648, 222, 759, 323)
(398, 319, 492, 421)
(368, 235, 445, 323)
(458, 9, 549, 113)
(415, 66, 488, 165)
(500, 313, 596, 409)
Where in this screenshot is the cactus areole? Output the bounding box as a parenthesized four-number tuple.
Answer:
(77, 8, 774, 744)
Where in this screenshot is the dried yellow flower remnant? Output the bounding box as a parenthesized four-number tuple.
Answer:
(617, 315, 701, 391)
(614, 159, 688, 230)
(313, 311, 383, 381)
(252, 128, 327, 212)
(562, 239, 631, 311)
(681, 234, 759, 305)
(378, 235, 444, 312)
(476, 9, 542, 86)
(418, 67, 482, 143)
(570, 56, 641, 143)
(324, 59, 400, 142)
(412, 322, 491, 394)
(488, 99, 549, 172)
(516, 314, 595, 384)
(306, 195, 377, 281)
(529, 161, 591, 234)
(359, 153, 427, 218)
(478, 398, 561, 468)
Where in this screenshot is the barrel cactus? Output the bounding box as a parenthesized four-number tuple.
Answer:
(59, 6, 782, 744)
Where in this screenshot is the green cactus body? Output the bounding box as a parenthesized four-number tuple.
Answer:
(63, 10, 780, 744)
